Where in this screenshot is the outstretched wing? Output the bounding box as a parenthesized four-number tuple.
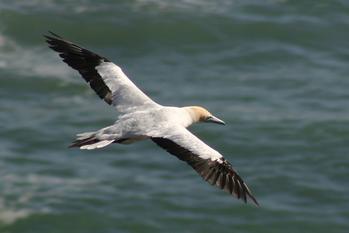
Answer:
(45, 32, 158, 113)
(151, 127, 258, 206)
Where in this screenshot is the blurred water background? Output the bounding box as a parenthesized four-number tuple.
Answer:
(0, 0, 348, 232)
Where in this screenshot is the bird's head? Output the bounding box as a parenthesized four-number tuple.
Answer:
(185, 106, 225, 125)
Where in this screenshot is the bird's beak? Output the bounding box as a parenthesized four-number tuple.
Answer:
(206, 115, 225, 125)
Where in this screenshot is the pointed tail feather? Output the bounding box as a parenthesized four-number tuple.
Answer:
(69, 135, 115, 149)
(69, 136, 99, 148)
(80, 140, 114, 150)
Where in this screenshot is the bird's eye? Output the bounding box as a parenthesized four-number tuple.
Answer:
(206, 116, 213, 121)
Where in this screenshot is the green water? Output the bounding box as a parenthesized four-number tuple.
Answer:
(0, 1, 348, 232)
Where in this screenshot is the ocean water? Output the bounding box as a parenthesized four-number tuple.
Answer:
(0, 0, 348, 232)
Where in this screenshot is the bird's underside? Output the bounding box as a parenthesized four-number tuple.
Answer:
(45, 32, 259, 206)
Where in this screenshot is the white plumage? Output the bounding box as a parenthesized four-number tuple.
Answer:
(96, 62, 158, 113)
(45, 32, 259, 206)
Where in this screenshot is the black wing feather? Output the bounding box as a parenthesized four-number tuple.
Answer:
(44, 32, 113, 105)
(152, 137, 259, 206)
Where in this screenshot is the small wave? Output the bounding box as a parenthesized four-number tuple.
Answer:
(0, 33, 74, 80)
(2, 0, 124, 15)
(134, 0, 235, 15)
(0, 208, 31, 225)
(0, 173, 99, 224)
(2, 173, 98, 190)
(0, 197, 35, 225)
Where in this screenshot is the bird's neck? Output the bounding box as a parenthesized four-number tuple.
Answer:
(181, 107, 201, 126)
(163, 106, 200, 128)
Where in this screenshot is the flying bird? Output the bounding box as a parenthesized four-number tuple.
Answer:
(45, 32, 258, 206)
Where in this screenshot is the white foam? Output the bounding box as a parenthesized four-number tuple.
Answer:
(0, 34, 6, 47)
(0, 208, 31, 224)
(0, 198, 31, 224)
(0, 33, 74, 80)
(134, 0, 234, 15)
(0, 173, 98, 224)
(0, 0, 58, 12)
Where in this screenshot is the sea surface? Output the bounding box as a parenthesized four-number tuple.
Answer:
(0, 1, 348, 232)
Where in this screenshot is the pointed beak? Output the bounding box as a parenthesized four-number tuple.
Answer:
(207, 115, 225, 125)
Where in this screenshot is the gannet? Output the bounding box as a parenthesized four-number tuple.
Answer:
(45, 32, 259, 206)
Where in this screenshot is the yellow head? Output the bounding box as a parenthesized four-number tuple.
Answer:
(185, 106, 225, 125)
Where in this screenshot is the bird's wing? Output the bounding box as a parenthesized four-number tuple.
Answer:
(150, 127, 259, 206)
(45, 32, 158, 113)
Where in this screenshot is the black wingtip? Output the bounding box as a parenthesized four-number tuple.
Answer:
(44, 31, 66, 45)
(49, 31, 61, 38)
(241, 181, 259, 207)
(245, 189, 260, 207)
(44, 31, 61, 39)
(250, 195, 260, 207)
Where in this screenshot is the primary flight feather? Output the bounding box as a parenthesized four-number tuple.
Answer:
(45, 32, 259, 206)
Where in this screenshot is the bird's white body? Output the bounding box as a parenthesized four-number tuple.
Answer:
(81, 101, 223, 161)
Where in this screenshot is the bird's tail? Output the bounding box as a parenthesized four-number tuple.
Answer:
(69, 132, 114, 150)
